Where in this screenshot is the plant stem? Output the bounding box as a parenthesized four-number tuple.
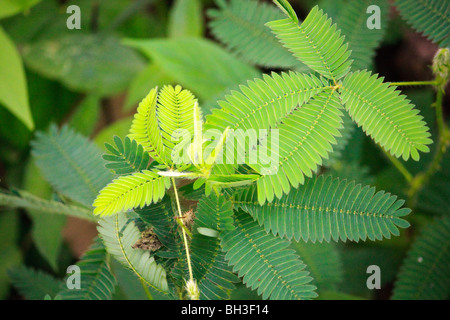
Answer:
(139, 278, 153, 300)
(408, 89, 449, 205)
(381, 148, 413, 183)
(171, 177, 194, 283)
(389, 80, 438, 87)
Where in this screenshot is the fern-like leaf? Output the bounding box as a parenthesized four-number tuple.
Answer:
(103, 136, 151, 176)
(98, 212, 169, 292)
(31, 125, 114, 207)
(252, 89, 344, 204)
(128, 85, 197, 167)
(169, 193, 238, 299)
(208, 0, 301, 69)
(267, 4, 352, 80)
(128, 87, 169, 165)
(340, 70, 432, 161)
(329, 0, 389, 70)
(8, 266, 62, 300)
(0, 189, 97, 222)
(392, 216, 450, 300)
(206, 71, 326, 133)
(220, 210, 317, 300)
(156, 85, 197, 159)
(93, 170, 170, 216)
(394, 0, 450, 48)
(234, 175, 411, 242)
(195, 192, 235, 233)
(135, 195, 178, 250)
(58, 238, 117, 300)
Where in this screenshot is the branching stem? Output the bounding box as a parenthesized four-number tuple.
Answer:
(171, 177, 194, 283)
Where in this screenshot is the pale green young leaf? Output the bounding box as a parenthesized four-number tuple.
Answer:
(267, 5, 353, 80)
(93, 170, 170, 216)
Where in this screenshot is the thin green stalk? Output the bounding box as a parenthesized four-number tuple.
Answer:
(171, 177, 194, 283)
(408, 89, 449, 204)
(139, 278, 153, 300)
(389, 80, 438, 87)
(381, 148, 413, 183)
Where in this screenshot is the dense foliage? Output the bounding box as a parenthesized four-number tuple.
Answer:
(0, 0, 448, 301)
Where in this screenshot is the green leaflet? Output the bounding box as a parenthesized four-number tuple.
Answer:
(103, 136, 152, 176)
(135, 195, 179, 251)
(267, 5, 353, 80)
(155, 85, 197, 161)
(221, 210, 317, 300)
(98, 212, 169, 293)
(205, 72, 328, 188)
(340, 70, 433, 161)
(252, 89, 344, 204)
(195, 193, 235, 233)
(392, 216, 450, 300)
(206, 72, 326, 133)
(93, 169, 170, 217)
(191, 234, 238, 300)
(164, 193, 238, 300)
(394, 0, 450, 48)
(128, 85, 197, 167)
(208, 0, 302, 69)
(191, 194, 238, 300)
(31, 125, 114, 207)
(58, 238, 117, 300)
(8, 265, 61, 300)
(234, 175, 411, 242)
